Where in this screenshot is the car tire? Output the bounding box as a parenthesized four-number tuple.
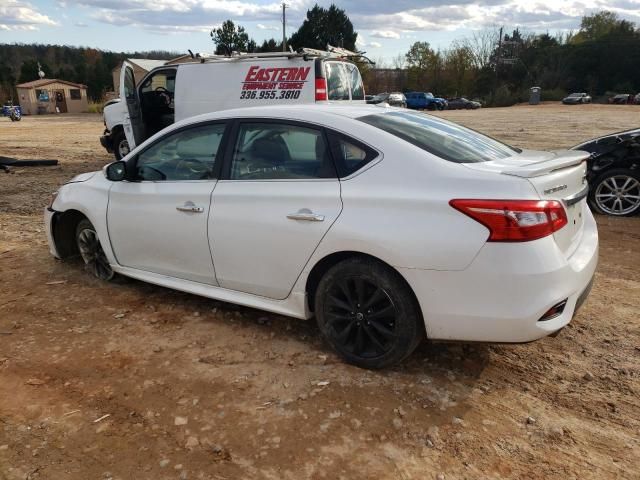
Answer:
(113, 130, 130, 161)
(315, 257, 425, 369)
(588, 168, 640, 216)
(76, 218, 115, 281)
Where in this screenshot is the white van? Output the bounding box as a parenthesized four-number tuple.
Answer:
(101, 49, 366, 159)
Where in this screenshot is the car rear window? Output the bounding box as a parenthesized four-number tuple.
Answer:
(325, 62, 364, 101)
(325, 62, 350, 100)
(347, 63, 364, 100)
(357, 111, 519, 163)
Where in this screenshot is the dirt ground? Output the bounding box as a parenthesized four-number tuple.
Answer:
(0, 104, 639, 480)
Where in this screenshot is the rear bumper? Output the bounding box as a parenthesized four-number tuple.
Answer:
(400, 207, 599, 343)
(44, 207, 61, 259)
(100, 129, 113, 153)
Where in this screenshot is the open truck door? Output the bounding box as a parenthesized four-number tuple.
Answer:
(119, 61, 145, 151)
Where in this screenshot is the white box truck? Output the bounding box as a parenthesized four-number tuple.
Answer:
(101, 48, 367, 159)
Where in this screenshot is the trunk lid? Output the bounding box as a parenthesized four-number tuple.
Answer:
(464, 149, 590, 256)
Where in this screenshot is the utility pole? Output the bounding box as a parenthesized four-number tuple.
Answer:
(493, 26, 503, 100)
(282, 3, 287, 52)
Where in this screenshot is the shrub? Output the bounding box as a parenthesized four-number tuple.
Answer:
(87, 102, 104, 114)
(541, 88, 567, 101)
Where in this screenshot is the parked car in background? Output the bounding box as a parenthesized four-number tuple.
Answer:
(367, 92, 407, 108)
(446, 97, 481, 110)
(562, 93, 591, 104)
(46, 105, 597, 369)
(572, 128, 640, 216)
(634, 93, 640, 104)
(609, 94, 633, 104)
(405, 92, 447, 111)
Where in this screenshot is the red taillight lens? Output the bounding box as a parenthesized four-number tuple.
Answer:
(449, 199, 568, 242)
(315, 78, 327, 101)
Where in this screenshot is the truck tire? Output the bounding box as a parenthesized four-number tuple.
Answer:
(113, 130, 130, 161)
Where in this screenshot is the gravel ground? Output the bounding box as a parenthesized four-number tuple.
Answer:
(0, 104, 639, 480)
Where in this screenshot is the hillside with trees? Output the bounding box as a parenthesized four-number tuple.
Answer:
(370, 11, 640, 104)
(0, 44, 180, 102)
(2, 6, 638, 107)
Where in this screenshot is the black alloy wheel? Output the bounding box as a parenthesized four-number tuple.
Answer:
(76, 219, 115, 281)
(325, 276, 398, 358)
(316, 257, 424, 369)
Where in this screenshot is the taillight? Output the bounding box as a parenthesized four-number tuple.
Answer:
(315, 78, 327, 101)
(449, 199, 568, 242)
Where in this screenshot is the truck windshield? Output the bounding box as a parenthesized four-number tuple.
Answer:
(357, 111, 519, 163)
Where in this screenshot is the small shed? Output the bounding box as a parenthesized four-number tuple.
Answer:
(16, 79, 88, 115)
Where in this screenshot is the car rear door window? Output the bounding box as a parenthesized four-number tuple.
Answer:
(327, 131, 378, 177)
(229, 123, 336, 180)
(135, 123, 226, 181)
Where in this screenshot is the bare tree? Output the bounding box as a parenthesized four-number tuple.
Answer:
(458, 27, 500, 69)
(391, 53, 406, 70)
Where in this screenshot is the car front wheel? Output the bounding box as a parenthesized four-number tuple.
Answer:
(315, 257, 424, 369)
(589, 168, 640, 216)
(76, 219, 115, 281)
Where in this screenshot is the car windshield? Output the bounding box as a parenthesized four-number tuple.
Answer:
(357, 111, 519, 163)
(569, 93, 581, 97)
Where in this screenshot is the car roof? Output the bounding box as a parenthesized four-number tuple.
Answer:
(178, 104, 396, 127)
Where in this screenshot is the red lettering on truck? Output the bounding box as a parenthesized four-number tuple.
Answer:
(243, 66, 311, 84)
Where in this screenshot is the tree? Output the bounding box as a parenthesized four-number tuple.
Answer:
(405, 42, 434, 70)
(210, 20, 250, 55)
(460, 27, 500, 69)
(289, 4, 357, 51)
(575, 11, 636, 42)
(19, 59, 52, 82)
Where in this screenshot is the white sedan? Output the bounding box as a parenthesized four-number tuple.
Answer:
(45, 105, 598, 369)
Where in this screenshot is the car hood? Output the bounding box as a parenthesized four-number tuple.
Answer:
(66, 171, 97, 184)
(563, 97, 580, 102)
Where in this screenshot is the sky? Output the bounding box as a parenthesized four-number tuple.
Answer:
(1, 0, 640, 63)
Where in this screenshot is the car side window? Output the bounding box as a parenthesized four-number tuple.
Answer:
(135, 123, 226, 181)
(325, 62, 350, 101)
(327, 131, 378, 178)
(230, 123, 336, 180)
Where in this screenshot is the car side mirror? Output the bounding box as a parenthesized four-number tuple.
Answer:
(105, 161, 126, 181)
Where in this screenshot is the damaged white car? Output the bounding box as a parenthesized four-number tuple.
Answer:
(45, 105, 598, 368)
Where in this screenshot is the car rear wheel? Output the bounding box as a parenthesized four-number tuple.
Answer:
(76, 219, 115, 281)
(589, 168, 640, 216)
(315, 257, 424, 369)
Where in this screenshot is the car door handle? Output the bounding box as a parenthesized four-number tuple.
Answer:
(287, 211, 325, 222)
(176, 203, 204, 213)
